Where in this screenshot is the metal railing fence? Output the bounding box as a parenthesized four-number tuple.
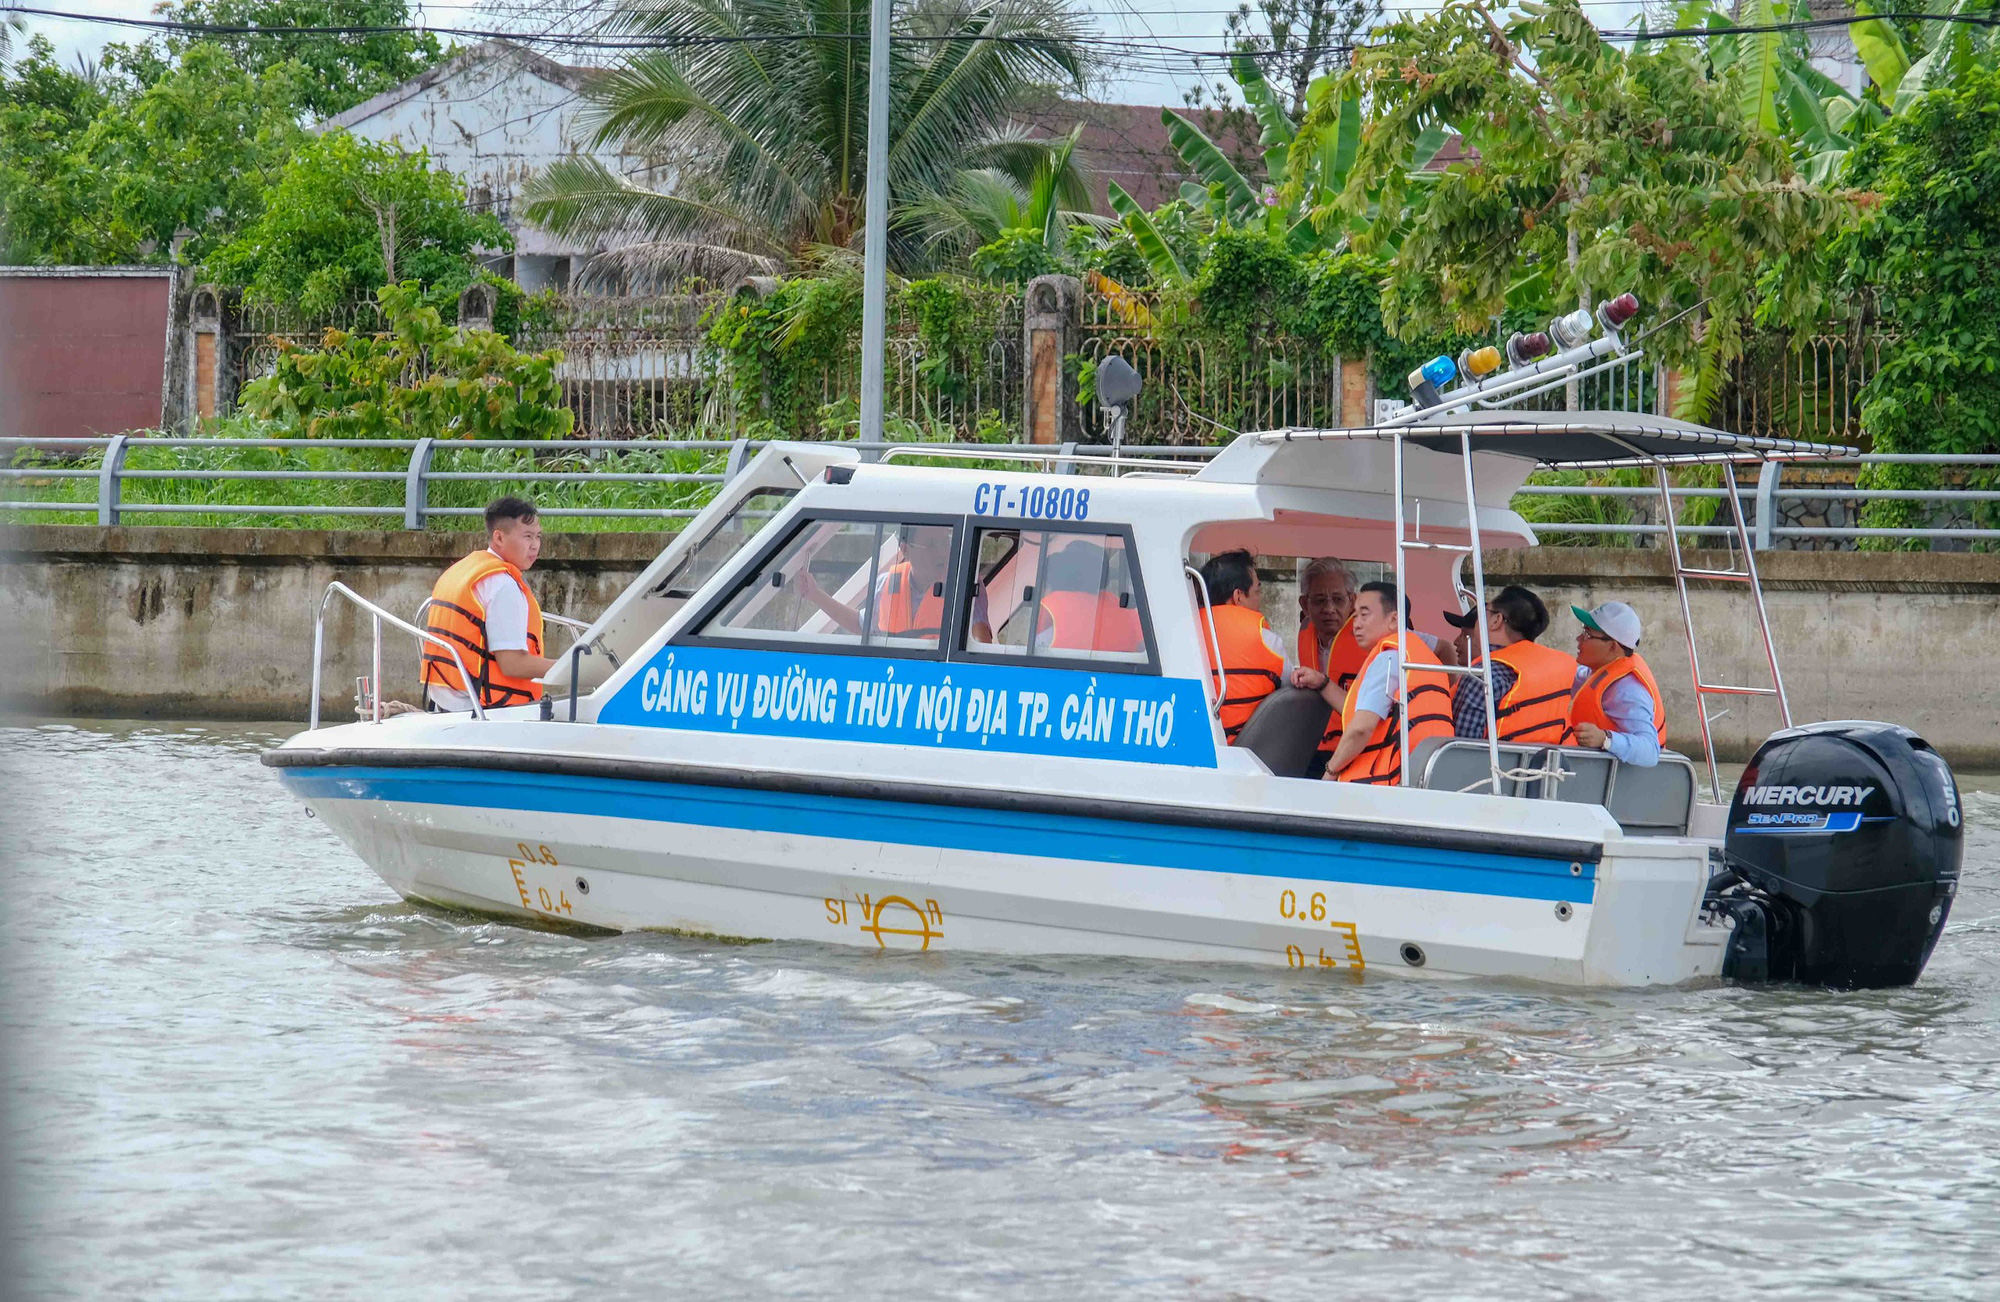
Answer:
(230, 289, 1025, 442)
(4, 437, 1996, 547)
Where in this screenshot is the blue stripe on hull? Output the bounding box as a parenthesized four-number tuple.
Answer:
(278, 765, 1595, 904)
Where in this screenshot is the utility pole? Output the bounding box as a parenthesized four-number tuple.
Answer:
(857, 0, 893, 446)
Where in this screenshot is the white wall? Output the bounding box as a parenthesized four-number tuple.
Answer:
(325, 45, 669, 268)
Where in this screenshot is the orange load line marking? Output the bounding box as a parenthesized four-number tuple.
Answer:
(861, 894, 945, 951)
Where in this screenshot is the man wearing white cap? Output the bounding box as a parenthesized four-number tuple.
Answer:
(1565, 600, 1667, 767)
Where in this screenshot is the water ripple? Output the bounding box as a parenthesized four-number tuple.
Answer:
(3, 720, 1997, 1298)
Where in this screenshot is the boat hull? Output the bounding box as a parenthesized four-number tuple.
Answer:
(273, 750, 1728, 987)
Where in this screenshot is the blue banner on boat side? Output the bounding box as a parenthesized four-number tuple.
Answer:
(597, 644, 1218, 768)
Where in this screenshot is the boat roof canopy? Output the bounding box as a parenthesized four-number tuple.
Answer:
(1250, 409, 1857, 468)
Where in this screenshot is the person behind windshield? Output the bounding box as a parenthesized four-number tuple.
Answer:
(1037, 538, 1143, 653)
(797, 524, 990, 643)
(1565, 601, 1666, 766)
(1306, 581, 1453, 784)
(1198, 550, 1290, 743)
(1445, 585, 1577, 744)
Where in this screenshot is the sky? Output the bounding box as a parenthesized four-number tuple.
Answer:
(12, 0, 1651, 107)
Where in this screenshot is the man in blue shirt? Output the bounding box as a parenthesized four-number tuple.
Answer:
(1568, 601, 1664, 767)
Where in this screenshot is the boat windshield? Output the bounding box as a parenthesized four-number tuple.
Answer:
(702, 517, 956, 653)
(647, 488, 798, 602)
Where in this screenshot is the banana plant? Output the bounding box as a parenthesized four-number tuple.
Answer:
(1735, 0, 1785, 130)
(1117, 56, 1411, 282)
(1106, 181, 1185, 281)
(1703, 0, 1997, 184)
(1885, 0, 2000, 111)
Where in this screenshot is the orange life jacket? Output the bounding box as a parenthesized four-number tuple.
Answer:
(1039, 589, 1145, 654)
(1481, 639, 1580, 744)
(1337, 633, 1454, 785)
(422, 549, 544, 708)
(1203, 603, 1285, 742)
(877, 561, 945, 639)
(1565, 653, 1668, 747)
(1297, 615, 1366, 754)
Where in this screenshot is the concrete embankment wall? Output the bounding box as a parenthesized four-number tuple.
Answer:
(4, 526, 1997, 766)
(0, 527, 658, 724)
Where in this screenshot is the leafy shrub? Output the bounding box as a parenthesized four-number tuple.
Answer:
(969, 229, 1068, 285)
(1836, 65, 2000, 546)
(241, 282, 574, 441)
(702, 277, 860, 436)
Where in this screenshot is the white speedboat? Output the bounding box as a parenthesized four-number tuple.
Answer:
(267, 318, 1962, 989)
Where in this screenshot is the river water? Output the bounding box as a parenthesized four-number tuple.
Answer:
(3, 720, 1996, 1299)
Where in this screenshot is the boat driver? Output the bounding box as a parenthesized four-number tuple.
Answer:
(1565, 601, 1667, 766)
(421, 496, 553, 712)
(798, 524, 991, 644)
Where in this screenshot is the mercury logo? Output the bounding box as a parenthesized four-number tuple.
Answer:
(1741, 785, 1876, 807)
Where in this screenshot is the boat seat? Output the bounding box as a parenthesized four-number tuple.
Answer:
(1411, 738, 1547, 798)
(1233, 687, 1332, 779)
(1537, 747, 1699, 837)
(1407, 741, 1699, 836)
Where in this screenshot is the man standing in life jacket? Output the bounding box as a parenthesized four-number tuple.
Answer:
(1305, 581, 1453, 784)
(1566, 600, 1666, 766)
(1443, 585, 1578, 744)
(421, 497, 552, 712)
(1285, 557, 1362, 778)
(1198, 550, 1290, 744)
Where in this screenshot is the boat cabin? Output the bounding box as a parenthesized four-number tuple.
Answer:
(522, 410, 1844, 843)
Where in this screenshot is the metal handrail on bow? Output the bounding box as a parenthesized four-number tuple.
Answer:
(312, 582, 485, 728)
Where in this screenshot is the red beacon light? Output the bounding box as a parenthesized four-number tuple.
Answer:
(1505, 330, 1552, 367)
(1597, 292, 1640, 332)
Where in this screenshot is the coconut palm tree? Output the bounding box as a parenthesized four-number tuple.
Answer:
(523, 0, 1097, 280)
(903, 122, 1110, 261)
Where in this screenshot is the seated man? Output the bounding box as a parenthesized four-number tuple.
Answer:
(1287, 558, 1364, 779)
(1198, 549, 1290, 743)
(422, 496, 552, 712)
(1305, 581, 1453, 784)
(1444, 585, 1577, 744)
(1037, 538, 1144, 654)
(1566, 601, 1666, 767)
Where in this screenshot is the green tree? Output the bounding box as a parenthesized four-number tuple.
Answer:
(152, 0, 444, 118)
(0, 39, 305, 264)
(523, 0, 1097, 278)
(909, 125, 1104, 271)
(207, 131, 509, 313)
(1835, 64, 2000, 540)
(1301, 0, 1851, 417)
(0, 37, 107, 262)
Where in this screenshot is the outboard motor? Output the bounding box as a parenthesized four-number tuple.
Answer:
(1710, 721, 1962, 988)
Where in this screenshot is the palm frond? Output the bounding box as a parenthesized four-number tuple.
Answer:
(547, 0, 1096, 271)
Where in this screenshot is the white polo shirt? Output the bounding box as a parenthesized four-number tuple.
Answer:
(429, 551, 534, 712)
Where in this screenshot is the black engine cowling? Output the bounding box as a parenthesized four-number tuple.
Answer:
(1714, 720, 1962, 988)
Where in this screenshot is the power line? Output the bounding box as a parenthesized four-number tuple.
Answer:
(0, 6, 1287, 58)
(6, 5, 1996, 59)
(1607, 12, 2000, 40)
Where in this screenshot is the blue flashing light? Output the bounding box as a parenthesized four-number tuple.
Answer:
(1420, 355, 1457, 388)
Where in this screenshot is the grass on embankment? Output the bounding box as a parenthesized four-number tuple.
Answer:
(3, 419, 727, 531)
